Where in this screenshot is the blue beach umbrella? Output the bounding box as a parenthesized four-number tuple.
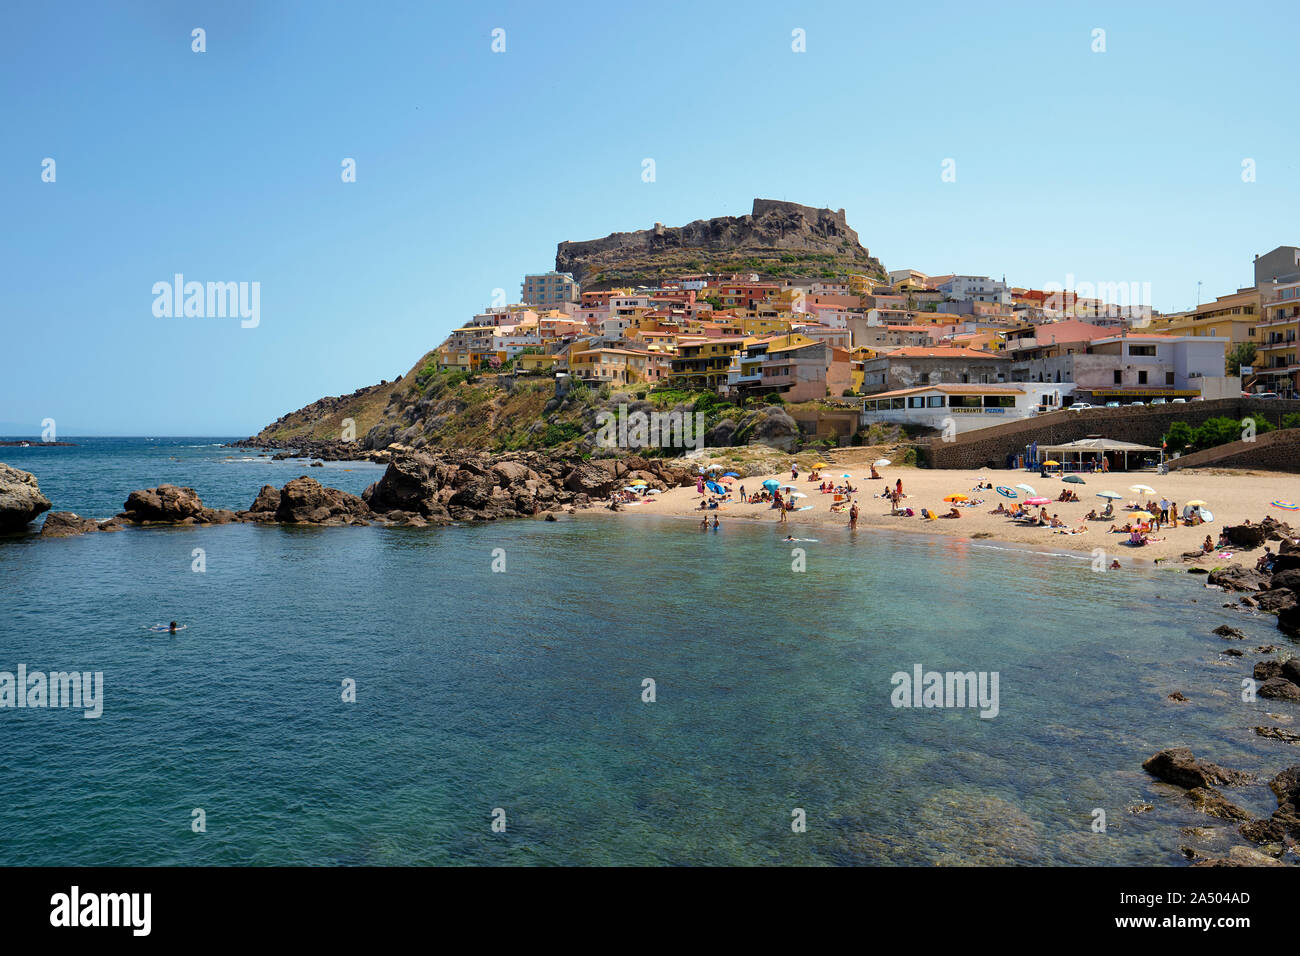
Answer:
(706, 481, 726, 494)
(723, 472, 740, 478)
(762, 479, 780, 490)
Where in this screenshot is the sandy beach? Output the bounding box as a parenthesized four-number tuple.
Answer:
(609, 452, 1299, 568)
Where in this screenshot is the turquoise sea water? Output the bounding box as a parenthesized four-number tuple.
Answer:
(0, 438, 1294, 865)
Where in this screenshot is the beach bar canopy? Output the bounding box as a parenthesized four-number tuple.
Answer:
(1039, 438, 1161, 472)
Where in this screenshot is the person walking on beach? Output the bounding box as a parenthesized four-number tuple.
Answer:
(849, 500, 859, 529)
(779, 502, 788, 524)
(791, 463, 799, 480)
(738, 484, 746, 501)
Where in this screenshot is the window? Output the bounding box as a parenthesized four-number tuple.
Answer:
(1129, 345, 1156, 356)
(926, 396, 945, 407)
(984, 395, 1015, 407)
(1113, 370, 1122, 384)
(950, 395, 982, 408)
(908, 396, 925, 408)
(1138, 371, 1148, 385)
(1166, 372, 1174, 385)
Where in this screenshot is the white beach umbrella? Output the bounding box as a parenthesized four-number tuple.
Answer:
(1130, 484, 1156, 494)
(873, 458, 891, 467)
(1015, 483, 1036, 495)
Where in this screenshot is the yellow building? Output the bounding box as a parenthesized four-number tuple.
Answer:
(568, 347, 659, 385)
(516, 352, 560, 374)
(1145, 287, 1261, 371)
(740, 314, 793, 336)
(848, 273, 878, 295)
(668, 338, 747, 390)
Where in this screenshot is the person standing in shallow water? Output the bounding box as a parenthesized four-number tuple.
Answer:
(849, 501, 859, 529)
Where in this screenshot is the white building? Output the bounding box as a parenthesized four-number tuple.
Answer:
(859, 383, 1071, 434)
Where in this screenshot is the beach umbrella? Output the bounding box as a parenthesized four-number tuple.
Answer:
(1272, 500, 1300, 511)
(1097, 491, 1122, 499)
(1199, 508, 1214, 522)
(706, 464, 722, 472)
(1026, 496, 1051, 506)
(1130, 484, 1156, 494)
(813, 461, 828, 468)
(722, 472, 740, 478)
(630, 479, 648, 486)
(719, 475, 735, 483)
(873, 458, 891, 467)
(996, 486, 1018, 499)
(789, 492, 807, 499)
(705, 481, 725, 494)
(1043, 460, 1060, 467)
(1131, 510, 1154, 521)
(842, 473, 853, 479)
(1015, 483, 1036, 495)
(1185, 499, 1207, 507)
(622, 486, 640, 493)
(645, 488, 662, 494)
(1062, 475, 1085, 484)
(762, 479, 780, 490)
(781, 484, 799, 492)
(944, 494, 969, 502)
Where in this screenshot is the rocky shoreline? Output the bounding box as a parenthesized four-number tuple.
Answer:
(1138, 514, 1300, 866)
(1, 449, 697, 537)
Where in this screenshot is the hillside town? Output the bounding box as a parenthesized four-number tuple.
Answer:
(434, 245, 1300, 439)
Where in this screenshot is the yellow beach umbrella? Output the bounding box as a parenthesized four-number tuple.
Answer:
(813, 461, 828, 468)
(1185, 499, 1207, 507)
(944, 494, 969, 502)
(1043, 460, 1060, 466)
(1131, 511, 1154, 521)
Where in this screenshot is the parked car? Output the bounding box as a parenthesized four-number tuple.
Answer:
(1128, 401, 1146, 407)
(1069, 402, 1094, 411)
(1171, 398, 1187, 404)
(1253, 391, 1281, 400)
(1105, 401, 1121, 408)
(1150, 398, 1167, 405)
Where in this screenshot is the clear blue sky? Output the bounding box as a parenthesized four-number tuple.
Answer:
(2, 0, 1297, 435)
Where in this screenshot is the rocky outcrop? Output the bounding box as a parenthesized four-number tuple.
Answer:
(0, 463, 52, 531)
(556, 198, 887, 288)
(40, 512, 103, 537)
(734, 406, 800, 452)
(1240, 766, 1300, 844)
(1186, 787, 1251, 821)
(118, 485, 239, 525)
(1142, 748, 1253, 789)
(362, 452, 442, 516)
(1224, 524, 1268, 550)
(274, 476, 370, 525)
(1207, 565, 1268, 592)
(361, 449, 693, 524)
